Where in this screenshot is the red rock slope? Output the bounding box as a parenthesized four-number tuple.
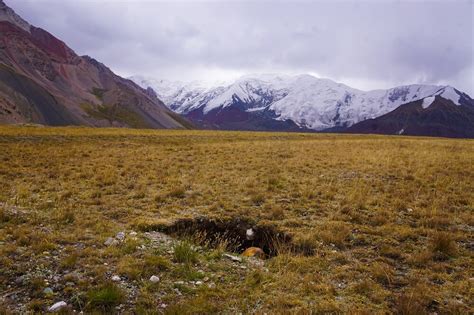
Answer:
(0, 0, 191, 129)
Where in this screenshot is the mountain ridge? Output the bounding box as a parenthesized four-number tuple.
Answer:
(0, 0, 190, 129)
(347, 96, 474, 138)
(130, 74, 472, 134)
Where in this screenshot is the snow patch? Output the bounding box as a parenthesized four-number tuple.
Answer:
(422, 96, 436, 109)
(437, 87, 461, 105)
(246, 106, 267, 112)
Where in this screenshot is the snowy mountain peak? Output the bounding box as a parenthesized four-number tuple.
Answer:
(434, 86, 461, 105)
(130, 73, 472, 131)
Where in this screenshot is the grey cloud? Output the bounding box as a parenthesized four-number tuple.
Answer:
(8, 0, 473, 93)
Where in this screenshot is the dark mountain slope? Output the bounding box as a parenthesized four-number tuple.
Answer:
(346, 96, 474, 138)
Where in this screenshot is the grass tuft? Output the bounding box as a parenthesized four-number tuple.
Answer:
(87, 283, 125, 311)
(173, 241, 198, 264)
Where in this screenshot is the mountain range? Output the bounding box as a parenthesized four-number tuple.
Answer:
(0, 0, 189, 129)
(130, 74, 474, 137)
(0, 0, 472, 138)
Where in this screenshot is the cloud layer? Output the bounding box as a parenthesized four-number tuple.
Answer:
(9, 0, 474, 93)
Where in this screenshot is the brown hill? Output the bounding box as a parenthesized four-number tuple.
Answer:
(0, 0, 190, 129)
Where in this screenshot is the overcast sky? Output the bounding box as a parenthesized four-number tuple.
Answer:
(9, 0, 474, 93)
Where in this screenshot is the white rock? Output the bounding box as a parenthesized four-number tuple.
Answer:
(224, 254, 242, 262)
(48, 301, 67, 312)
(149, 275, 160, 283)
(111, 275, 121, 282)
(115, 232, 126, 241)
(104, 237, 117, 246)
(130, 231, 138, 236)
(208, 282, 216, 289)
(246, 228, 255, 240)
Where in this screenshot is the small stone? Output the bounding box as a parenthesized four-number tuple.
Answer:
(14, 276, 25, 285)
(208, 282, 216, 289)
(115, 232, 126, 241)
(104, 237, 118, 246)
(159, 303, 167, 308)
(43, 287, 54, 295)
(406, 208, 414, 212)
(246, 228, 255, 240)
(130, 231, 137, 236)
(48, 301, 67, 312)
(195, 281, 203, 285)
(111, 275, 121, 282)
(203, 277, 209, 282)
(224, 254, 242, 262)
(149, 275, 160, 283)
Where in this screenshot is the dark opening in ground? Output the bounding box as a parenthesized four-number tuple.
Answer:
(158, 216, 313, 257)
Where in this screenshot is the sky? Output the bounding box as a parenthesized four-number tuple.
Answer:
(9, 0, 474, 93)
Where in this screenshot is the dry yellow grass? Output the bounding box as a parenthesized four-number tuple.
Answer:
(0, 125, 472, 313)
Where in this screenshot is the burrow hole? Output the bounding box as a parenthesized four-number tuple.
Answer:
(157, 216, 314, 258)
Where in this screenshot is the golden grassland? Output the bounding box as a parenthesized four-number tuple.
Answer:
(0, 125, 473, 314)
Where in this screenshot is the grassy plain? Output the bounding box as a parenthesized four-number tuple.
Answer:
(0, 126, 472, 314)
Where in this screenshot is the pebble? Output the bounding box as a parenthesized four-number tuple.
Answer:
(43, 287, 54, 295)
(246, 228, 255, 240)
(104, 237, 118, 246)
(130, 231, 138, 236)
(111, 275, 121, 282)
(195, 281, 203, 285)
(14, 276, 25, 285)
(149, 275, 160, 283)
(48, 301, 67, 312)
(116, 231, 126, 241)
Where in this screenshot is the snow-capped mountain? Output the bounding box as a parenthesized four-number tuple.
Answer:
(130, 74, 472, 132)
